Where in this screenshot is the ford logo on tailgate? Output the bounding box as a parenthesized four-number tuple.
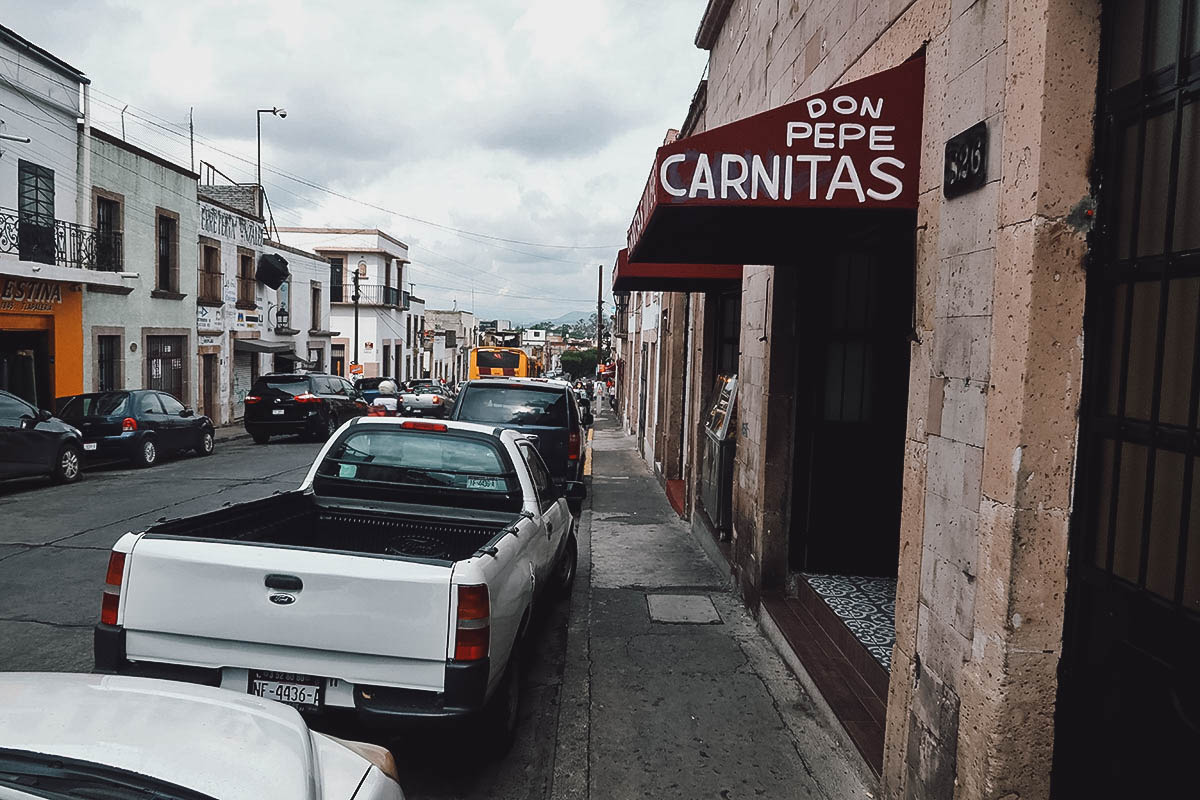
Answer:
(269, 593, 296, 606)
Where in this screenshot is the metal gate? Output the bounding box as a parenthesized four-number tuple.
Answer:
(1055, 2, 1200, 795)
(146, 336, 184, 402)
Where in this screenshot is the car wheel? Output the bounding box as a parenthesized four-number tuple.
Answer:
(325, 414, 339, 438)
(52, 443, 83, 484)
(554, 531, 578, 598)
(134, 436, 158, 468)
(251, 432, 270, 445)
(196, 428, 215, 456)
(482, 647, 521, 754)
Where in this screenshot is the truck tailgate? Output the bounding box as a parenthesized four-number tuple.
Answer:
(121, 537, 452, 689)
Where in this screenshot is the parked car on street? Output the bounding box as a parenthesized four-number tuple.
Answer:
(452, 378, 591, 511)
(399, 382, 455, 418)
(244, 373, 369, 444)
(94, 417, 581, 748)
(56, 390, 215, 468)
(0, 672, 404, 800)
(0, 389, 84, 485)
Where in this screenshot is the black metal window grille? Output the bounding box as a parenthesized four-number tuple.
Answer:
(156, 214, 177, 291)
(330, 257, 344, 302)
(17, 160, 54, 265)
(95, 196, 121, 272)
(1080, 0, 1200, 611)
(97, 335, 119, 392)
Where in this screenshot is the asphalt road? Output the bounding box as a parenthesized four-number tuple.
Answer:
(0, 433, 573, 799)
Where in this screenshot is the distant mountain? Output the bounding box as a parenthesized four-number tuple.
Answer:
(510, 310, 591, 328)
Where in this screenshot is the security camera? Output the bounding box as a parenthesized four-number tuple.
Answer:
(277, 109, 287, 118)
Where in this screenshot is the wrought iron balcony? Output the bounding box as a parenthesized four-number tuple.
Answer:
(331, 283, 405, 307)
(0, 207, 124, 272)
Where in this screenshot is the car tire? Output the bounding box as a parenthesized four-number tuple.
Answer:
(482, 647, 521, 755)
(553, 531, 578, 598)
(196, 428, 215, 456)
(51, 443, 83, 484)
(324, 413, 339, 439)
(134, 436, 158, 468)
(251, 432, 270, 445)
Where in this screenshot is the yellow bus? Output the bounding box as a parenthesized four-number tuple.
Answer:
(469, 347, 541, 380)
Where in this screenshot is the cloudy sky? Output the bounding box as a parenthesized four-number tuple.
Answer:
(4, 0, 709, 321)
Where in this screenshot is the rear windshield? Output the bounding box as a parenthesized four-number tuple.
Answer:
(476, 350, 522, 369)
(57, 393, 129, 418)
(355, 378, 385, 390)
(251, 377, 309, 396)
(456, 386, 567, 427)
(314, 428, 520, 510)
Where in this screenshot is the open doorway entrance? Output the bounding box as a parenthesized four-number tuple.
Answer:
(0, 329, 52, 409)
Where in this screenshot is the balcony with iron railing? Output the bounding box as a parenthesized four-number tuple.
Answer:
(0, 208, 124, 272)
(331, 283, 406, 308)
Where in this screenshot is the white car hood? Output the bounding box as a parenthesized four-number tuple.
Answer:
(0, 673, 330, 800)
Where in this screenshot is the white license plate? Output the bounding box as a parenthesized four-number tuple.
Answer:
(82, 442, 97, 451)
(272, 409, 285, 415)
(250, 671, 322, 708)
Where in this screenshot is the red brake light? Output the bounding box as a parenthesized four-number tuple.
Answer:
(454, 584, 489, 661)
(100, 591, 120, 626)
(244, 396, 261, 404)
(401, 421, 448, 432)
(432, 395, 442, 404)
(121, 417, 137, 432)
(367, 405, 388, 416)
(295, 393, 321, 403)
(105, 551, 126, 586)
(568, 429, 580, 461)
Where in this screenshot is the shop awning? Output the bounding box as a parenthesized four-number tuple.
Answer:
(612, 248, 742, 292)
(628, 57, 924, 264)
(232, 339, 294, 354)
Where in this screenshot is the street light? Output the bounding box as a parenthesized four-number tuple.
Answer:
(353, 260, 365, 368)
(256, 107, 287, 203)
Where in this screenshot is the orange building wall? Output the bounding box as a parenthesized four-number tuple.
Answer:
(0, 280, 84, 399)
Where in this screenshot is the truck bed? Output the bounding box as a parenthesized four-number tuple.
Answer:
(147, 491, 516, 563)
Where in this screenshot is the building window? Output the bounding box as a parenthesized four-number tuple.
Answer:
(155, 209, 180, 293)
(198, 238, 221, 303)
(330, 257, 344, 302)
(97, 335, 120, 391)
(237, 248, 256, 308)
(94, 191, 123, 272)
(311, 282, 322, 331)
(17, 159, 55, 265)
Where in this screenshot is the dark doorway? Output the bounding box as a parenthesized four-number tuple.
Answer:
(146, 336, 185, 401)
(1054, 1, 1200, 795)
(200, 354, 217, 421)
(331, 345, 346, 378)
(638, 341, 649, 449)
(0, 330, 51, 408)
(788, 231, 914, 576)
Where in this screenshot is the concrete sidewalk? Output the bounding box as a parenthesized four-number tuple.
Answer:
(552, 410, 875, 800)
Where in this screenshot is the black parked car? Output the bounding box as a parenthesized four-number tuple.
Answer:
(0, 390, 84, 484)
(244, 373, 369, 444)
(56, 390, 215, 468)
(451, 378, 592, 511)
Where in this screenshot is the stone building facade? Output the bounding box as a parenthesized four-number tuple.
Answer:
(615, 1, 1197, 797)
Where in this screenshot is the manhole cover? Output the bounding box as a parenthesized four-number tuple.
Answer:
(647, 594, 721, 624)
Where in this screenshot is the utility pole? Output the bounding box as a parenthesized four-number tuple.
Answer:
(596, 264, 604, 365)
(189, 107, 194, 173)
(352, 265, 362, 368)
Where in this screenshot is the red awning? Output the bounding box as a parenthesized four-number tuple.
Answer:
(612, 248, 742, 293)
(628, 58, 924, 264)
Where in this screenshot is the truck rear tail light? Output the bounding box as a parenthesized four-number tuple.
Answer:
(295, 393, 321, 403)
(121, 417, 138, 432)
(432, 395, 442, 405)
(243, 396, 261, 405)
(101, 550, 125, 626)
(401, 421, 448, 432)
(367, 405, 389, 416)
(568, 429, 580, 461)
(454, 584, 489, 662)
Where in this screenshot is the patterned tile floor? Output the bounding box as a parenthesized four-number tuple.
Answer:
(802, 573, 897, 670)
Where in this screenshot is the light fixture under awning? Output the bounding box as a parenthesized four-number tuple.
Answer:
(627, 57, 924, 264)
(611, 248, 742, 293)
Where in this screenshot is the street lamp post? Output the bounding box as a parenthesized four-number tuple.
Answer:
(353, 262, 364, 367)
(256, 107, 287, 208)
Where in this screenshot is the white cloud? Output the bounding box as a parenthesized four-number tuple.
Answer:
(2, 0, 709, 319)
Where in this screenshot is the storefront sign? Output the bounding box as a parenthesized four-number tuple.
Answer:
(0, 279, 64, 312)
(943, 121, 988, 198)
(628, 58, 924, 259)
(200, 202, 265, 248)
(197, 304, 224, 330)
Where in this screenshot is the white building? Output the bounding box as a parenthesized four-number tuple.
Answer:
(258, 239, 334, 374)
(521, 327, 547, 347)
(425, 309, 476, 384)
(0, 25, 129, 408)
(275, 227, 415, 382)
(83, 128, 199, 407)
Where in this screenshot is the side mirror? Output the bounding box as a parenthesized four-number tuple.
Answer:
(180, 408, 194, 418)
(565, 481, 587, 501)
(37, 408, 53, 422)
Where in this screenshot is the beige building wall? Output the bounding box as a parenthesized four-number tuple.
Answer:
(695, 0, 1101, 796)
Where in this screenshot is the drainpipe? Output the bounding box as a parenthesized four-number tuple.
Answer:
(77, 83, 91, 230)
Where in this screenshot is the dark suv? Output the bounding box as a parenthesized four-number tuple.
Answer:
(451, 378, 591, 510)
(244, 373, 369, 444)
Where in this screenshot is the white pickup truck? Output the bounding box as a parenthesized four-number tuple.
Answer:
(94, 418, 582, 743)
